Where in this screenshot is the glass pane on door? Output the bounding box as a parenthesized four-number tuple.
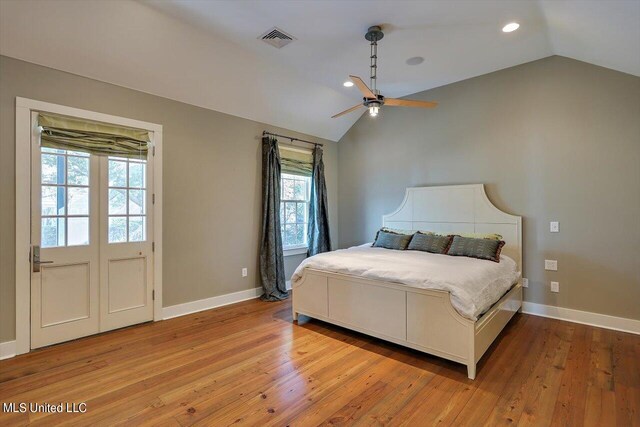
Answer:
(40, 149, 90, 248)
(107, 157, 147, 243)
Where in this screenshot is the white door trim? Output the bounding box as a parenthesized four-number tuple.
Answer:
(15, 97, 163, 355)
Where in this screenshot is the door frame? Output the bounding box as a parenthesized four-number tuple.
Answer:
(15, 97, 163, 355)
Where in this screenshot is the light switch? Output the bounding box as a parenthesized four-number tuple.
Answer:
(545, 260, 558, 271)
(522, 278, 529, 288)
(550, 221, 559, 233)
(242, 268, 248, 277)
(550, 281, 560, 293)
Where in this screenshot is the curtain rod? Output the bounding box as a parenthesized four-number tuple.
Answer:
(262, 131, 323, 147)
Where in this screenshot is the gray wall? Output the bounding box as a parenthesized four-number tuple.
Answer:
(0, 56, 338, 342)
(284, 253, 306, 284)
(338, 56, 640, 320)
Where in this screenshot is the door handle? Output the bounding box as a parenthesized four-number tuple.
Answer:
(32, 245, 53, 273)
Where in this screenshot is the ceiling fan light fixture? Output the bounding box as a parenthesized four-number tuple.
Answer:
(502, 22, 520, 33)
(369, 105, 380, 117)
(343, 81, 354, 87)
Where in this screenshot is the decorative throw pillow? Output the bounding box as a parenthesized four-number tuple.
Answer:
(383, 227, 501, 241)
(372, 229, 413, 250)
(380, 227, 423, 236)
(446, 236, 505, 262)
(407, 232, 453, 254)
(455, 232, 503, 241)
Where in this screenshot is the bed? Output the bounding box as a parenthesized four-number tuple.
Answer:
(291, 184, 523, 379)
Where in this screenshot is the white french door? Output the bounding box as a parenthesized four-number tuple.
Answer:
(30, 112, 154, 349)
(30, 113, 100, 347)
(99, 155, 153, 331)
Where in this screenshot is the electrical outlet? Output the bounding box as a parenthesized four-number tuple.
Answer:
(550, 281, 560, 293)
(522, 278, 528, 288)
(545, 260, 558, 271)
(242, 268, 248, 277)
(550, 221, 559, 233)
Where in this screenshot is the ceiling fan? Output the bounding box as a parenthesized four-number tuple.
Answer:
(332, 26, 438, 118)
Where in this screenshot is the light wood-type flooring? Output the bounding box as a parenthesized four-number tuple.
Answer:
(1, 298, 638, 426)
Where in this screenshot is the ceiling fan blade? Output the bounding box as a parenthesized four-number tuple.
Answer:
(385, 98, 438, 108)
(349, 75, 376, 98)
(331, 104, 364, 118)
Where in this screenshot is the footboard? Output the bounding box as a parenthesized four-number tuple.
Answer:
(292, 269, 522, 379)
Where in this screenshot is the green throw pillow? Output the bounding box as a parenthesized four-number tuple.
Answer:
(382, 227, 501, 241)
(456, 232, 503, 241)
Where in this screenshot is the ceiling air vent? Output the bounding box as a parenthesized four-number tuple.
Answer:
(259, 27, 296, 49)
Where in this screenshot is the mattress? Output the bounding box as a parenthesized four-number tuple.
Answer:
(292, 244, 520, 321)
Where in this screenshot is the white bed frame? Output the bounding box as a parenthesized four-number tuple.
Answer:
(292, 184, 522, 379)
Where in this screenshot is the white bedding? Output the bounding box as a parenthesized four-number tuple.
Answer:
(292, 244, 520, 320)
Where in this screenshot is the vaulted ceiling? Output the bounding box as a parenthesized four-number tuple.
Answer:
(1, 0, 638, 141)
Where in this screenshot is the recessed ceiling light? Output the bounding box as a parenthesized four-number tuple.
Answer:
(406, 56, 424, 66)
(502, 22, 520, 33)
(343, 81, 354, 87)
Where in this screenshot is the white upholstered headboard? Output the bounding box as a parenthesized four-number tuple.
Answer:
(383, 184, 522, 273)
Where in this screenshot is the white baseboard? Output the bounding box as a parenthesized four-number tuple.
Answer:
(522, 302, 640, 335)
(162, 287, 263, 320)
(0, 340, 17, 360)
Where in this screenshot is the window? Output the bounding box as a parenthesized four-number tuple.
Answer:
(280, 173, 311, 250)
(108, 157, 147, 243)
(41, 148, 90, 247)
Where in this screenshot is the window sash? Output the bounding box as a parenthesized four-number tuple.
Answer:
(280, 173, 310, 249)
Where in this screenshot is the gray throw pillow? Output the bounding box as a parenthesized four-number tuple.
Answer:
(372, 229, 413, 250)
(447, 236, 505, 262)
(407, 232, 453, 254)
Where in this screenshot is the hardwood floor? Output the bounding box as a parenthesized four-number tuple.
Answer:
(1, 298, 638, 426)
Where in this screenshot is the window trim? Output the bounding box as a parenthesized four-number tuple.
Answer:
(284, 245, 307, 257)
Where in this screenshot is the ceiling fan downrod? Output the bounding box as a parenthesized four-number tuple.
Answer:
(365, 26, 384, 116)
(365, 26, 384, 95)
